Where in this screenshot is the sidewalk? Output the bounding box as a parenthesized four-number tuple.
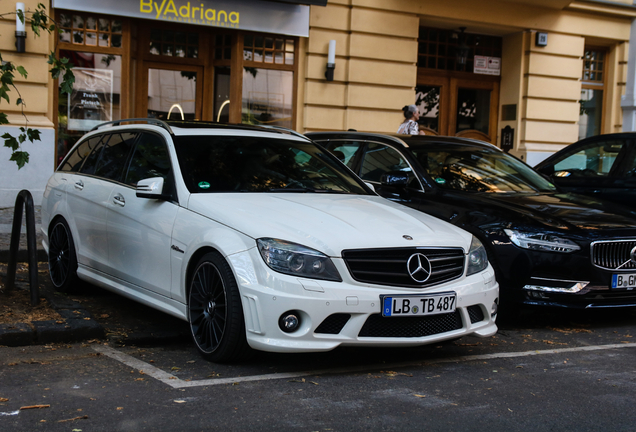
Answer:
(0, 206, 189, 348)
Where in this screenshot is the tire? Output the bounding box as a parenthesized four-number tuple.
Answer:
(48, 218, 79, 293)
(188, 251, 251, 363)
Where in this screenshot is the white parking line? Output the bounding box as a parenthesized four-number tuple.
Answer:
(93, 343, 636, 389)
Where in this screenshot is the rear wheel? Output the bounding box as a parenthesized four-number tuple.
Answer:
(48, 218, 79, 293)
(188, 251, 251, 363)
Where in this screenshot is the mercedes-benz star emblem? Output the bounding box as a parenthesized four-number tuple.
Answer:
(407, 253, 432, 283)
(630, 246, 636, 264)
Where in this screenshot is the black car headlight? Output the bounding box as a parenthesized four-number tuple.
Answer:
(504, 229, 580, 253)
(467, 236, 488, 276)
(257, 238, 342, 282)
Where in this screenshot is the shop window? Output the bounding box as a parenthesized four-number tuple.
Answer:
(242, 68, 293, 128)
(243, 35, 294, 65)
(579, 48, 606, 139)
(149, 29, 199, 58)
(58, 12, 122, 48)
(418, 27, 501, 72)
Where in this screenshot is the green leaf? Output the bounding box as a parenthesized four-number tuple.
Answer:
(0, 113, 8, 125)
(10, 151, 30, 169)
(16, 66, 28, 79)
(16, 98, 23, 106)
(2, 134, 20, 151)
(26, 128, 41, 142)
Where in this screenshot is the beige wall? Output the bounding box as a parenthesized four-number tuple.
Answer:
(0, 0, 54, 127)
(303, 0, 636, 164)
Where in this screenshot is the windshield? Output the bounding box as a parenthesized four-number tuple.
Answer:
(174, 135, 370, 194)
(410, 145, 557, 193)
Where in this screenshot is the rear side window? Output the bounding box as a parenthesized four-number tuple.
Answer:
(58, 136, 101, 172)
(552, 139, 624, 177)
(93, 133, 138, 181)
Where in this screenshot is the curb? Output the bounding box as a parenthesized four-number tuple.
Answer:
(0, 286, 106, 347)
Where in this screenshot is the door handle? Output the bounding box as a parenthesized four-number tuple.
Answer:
(113, 193, 125, 207)
(74, 180, 84, 190)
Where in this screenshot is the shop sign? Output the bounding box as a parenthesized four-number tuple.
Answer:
(68, 68, 113, 131)
(474, 55, 501, 76)
(52, 0, 310, 37)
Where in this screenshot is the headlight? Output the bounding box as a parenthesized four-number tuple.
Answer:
(257, 238, 342, 282)
(467, 236, 488, 276)
(504, 229, 580, 253)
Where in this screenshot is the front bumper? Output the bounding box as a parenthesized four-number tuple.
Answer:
(228, 249, 499, 353)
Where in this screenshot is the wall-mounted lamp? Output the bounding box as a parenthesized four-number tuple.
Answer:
(536, 32, 548, 47)
(455, 27, 470, 69)
(15, 2, 26, 53)
(325, 40, 336, 82)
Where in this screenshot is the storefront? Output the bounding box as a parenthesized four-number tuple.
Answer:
(52, 0, 326, 162)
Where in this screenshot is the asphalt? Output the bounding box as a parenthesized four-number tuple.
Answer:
(0, 205, 190, 348)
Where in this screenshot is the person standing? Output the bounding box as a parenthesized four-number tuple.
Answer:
(397, 105, 425, 135)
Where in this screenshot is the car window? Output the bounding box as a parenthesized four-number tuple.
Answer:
(411, 146, 556, 193)
(360, 143, 414, 183)
(174, 136, 370, 194)
(124, 133, 172, 187)
(93, 132, 138, 181)
(58, 136, 101, 172)
(552, 140, 623, 177)
(319, 141, 363, 169)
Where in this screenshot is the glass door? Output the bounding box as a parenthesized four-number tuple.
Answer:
(141, 63, 203, 120)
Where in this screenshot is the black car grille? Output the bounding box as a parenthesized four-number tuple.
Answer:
(591, 240, 636, 271)
(315, 314, 351, 334)
(342, 247, 465, 288)
(358, 311, 462, 338)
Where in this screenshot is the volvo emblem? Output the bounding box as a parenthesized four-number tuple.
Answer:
(407, 253, 432, 283)
(631, 246, 636, 264)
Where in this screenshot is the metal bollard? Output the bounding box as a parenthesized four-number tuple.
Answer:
(6, 190, 39, 306)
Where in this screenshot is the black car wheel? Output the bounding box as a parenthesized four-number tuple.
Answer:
(188, 251, 251, 363)
(48, 218, 79, 292)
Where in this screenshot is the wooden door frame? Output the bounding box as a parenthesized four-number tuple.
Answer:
(417, 69, 499, 144)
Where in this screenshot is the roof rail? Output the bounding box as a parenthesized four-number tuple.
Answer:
(89, 118, 174, 135)
(257, 124, 307, 140)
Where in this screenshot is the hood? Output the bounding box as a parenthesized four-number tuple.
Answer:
(187, 193, 472, 256)
(463, 192, 636, 234)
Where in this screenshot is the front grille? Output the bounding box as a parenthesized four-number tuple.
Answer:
(591, 240, 636, 270)
(315, 314, 351, 334)
(342, 247, 465, 288)
(358, 311, 462, 338)
(467, 305, 485, 323)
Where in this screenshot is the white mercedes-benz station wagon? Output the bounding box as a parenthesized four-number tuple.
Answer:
(42, 119, 498, 362)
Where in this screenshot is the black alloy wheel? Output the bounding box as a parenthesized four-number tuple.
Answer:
(188, 251, 251, 363)
(48, 218, 79, 292)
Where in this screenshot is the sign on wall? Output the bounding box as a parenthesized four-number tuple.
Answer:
(68, 68, 113, 131)
(474, 55, 501, 76)
(52, 0, 310, 37)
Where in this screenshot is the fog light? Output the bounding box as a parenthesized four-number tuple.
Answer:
(279, 311, 301, 333)
(491, 300, 498, 317)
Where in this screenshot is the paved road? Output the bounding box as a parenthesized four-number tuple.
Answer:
(1, 307, 635, 431)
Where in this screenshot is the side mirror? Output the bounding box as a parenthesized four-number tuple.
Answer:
(380, 171, 409, 187)
(136, 177, 168, 200)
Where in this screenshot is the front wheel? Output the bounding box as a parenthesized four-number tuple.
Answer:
(48, 218, 79, 293)
(188, 251, 251, 363)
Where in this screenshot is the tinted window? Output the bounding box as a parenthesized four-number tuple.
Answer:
(552, 140, 623, 177)
(174, 136, 369, 194)
(125, 133, 172, 186)
(360, 143, 414, 183)
(320, 141, 363, 169)
(93, 133, 137, 181)
(58, 136, 101, 172)
(411, 145, 556, 193)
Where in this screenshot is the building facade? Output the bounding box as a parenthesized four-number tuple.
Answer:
(0, 0, 635, 206)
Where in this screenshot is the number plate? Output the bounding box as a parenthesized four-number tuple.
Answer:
(381, 292, 456, 317)
(611, 273, 636, 289)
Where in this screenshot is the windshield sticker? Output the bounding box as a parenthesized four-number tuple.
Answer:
(198, 181, 211, 189)
(435, 178, 446, 185)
